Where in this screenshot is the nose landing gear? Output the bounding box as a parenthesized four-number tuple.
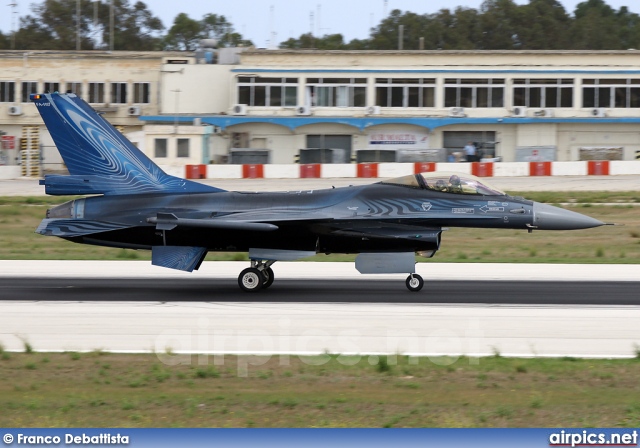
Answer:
(405, 273, 424, 292)
(238, 260, 276, 292)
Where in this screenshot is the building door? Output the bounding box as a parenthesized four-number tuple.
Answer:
(304, 135, 352, 163)
(443, 131, 497, 158)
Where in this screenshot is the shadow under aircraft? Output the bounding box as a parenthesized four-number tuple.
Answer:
(32, 93, 608, 292)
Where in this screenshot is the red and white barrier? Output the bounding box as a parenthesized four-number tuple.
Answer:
(200, 161, 640, 180)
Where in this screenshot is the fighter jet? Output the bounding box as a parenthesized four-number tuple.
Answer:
(32, 93, 607, 292)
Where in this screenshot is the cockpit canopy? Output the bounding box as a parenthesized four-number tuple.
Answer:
(380, 171, 506, 196)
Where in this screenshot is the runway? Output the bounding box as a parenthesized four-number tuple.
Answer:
(2, 278, 640, 305)
(0, 261, 639, 359)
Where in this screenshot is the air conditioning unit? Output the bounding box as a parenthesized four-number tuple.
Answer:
(448, 107, 465, 118)
(127, 106, 141, 116)
(512, 106, 527, 117)
(590, 107, 606, 118)
(534, 108, 554, 118)
(8, 105, 22, 116)
(232, 104, 247, 116)
(366, 105, 381, 115)
(296, 105, 312, 116)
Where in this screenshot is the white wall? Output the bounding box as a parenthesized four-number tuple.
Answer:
(159, 64, 231, 115)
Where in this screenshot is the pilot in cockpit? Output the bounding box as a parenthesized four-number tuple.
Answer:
(448, 174, 462, 193)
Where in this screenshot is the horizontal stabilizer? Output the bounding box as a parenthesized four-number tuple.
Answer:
(152, 246, 208, 272)
(148, 213, 279, 232)
(39, 174, 217, 196)
(36, 219, 131, 237)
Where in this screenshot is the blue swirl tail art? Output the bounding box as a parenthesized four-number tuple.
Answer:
(31, 93, 223, 196)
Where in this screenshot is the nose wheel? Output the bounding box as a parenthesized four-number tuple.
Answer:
(405, 274, 424, 292)
(238, 260, 275, 292)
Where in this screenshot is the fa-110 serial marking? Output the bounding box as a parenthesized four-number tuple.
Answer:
(32, 93, 608, 292)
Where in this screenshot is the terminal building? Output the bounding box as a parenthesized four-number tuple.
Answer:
(1, 49, 640, 175)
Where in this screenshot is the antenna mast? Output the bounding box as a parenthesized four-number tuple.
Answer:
(8, 0, 17, 50)
(309, 11, 314, 36)
(269, 5, 275, 49)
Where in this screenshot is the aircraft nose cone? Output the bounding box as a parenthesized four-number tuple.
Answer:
(533, 203, 605, 230)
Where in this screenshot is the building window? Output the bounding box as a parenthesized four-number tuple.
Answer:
(444, 79, 505, 108)
(111, 82, 127, 104)
(306, 78, 366, 107)
(44, 82, 59, 94)
(21, 81, 38, 102)
(0, 82, 15, 102)
(237, 77, 297, 107)
(154, 139, 167, 158)
(513, 78, 573, 108)
(66, 82, 83, 97)
(177, 138, 189, 158)
(582, 79, 640, 108)
(375, 78, 435, 108)
(133, 82, 150, 103)
(88, 83, 105, 103)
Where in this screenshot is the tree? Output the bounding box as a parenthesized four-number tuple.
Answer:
(614, 6, 640, 50)
(569, 0, 622, 49)
(368, 9, 432, 50)
(163, 13, 202, 50)
(0, 31, 12, 49)
(14, 0, 97, 50)
(279, 33, 348, 50)
(163, 12, 252, 51)
(477, 0, 525, 49)
(96, 0, 165, 50)
(9, 0, 164, 51)
(517, 0, 571, 49)
(200, 14, 251, 47)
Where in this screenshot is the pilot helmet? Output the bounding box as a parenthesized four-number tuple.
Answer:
(449, 174, 461, 185)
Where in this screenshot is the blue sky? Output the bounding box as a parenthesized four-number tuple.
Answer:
(1, 0, 638, 48)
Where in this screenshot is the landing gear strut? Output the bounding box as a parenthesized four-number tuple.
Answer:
(238, 260, 276, 292)
(405, 274, 424, 292)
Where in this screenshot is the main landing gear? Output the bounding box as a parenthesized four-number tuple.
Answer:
(405, 274, 424, 292)
(238, 260, 275, 292)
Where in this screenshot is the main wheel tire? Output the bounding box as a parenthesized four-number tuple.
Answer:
(238, 267, 264, 292)
(405, 274, 424, 292)
(262, 267, 275, 289)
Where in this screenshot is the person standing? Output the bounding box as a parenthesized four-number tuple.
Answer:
(463, 141, 476, 162)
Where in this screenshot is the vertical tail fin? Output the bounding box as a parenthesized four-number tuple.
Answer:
(32, 93, 222, 195)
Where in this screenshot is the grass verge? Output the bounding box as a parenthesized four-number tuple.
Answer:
(1, 352, 640, 427)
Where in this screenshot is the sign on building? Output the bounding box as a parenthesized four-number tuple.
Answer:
(1, 135, 15, 150)
(578, 147, 623, 161)
(367, 132, 429, 150)
(515, 146, 557, 162)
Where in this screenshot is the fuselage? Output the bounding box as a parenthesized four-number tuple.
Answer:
(46, 182, 537, 254)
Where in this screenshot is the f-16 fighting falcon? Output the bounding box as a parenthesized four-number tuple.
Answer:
(32, 93, 608, 292)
